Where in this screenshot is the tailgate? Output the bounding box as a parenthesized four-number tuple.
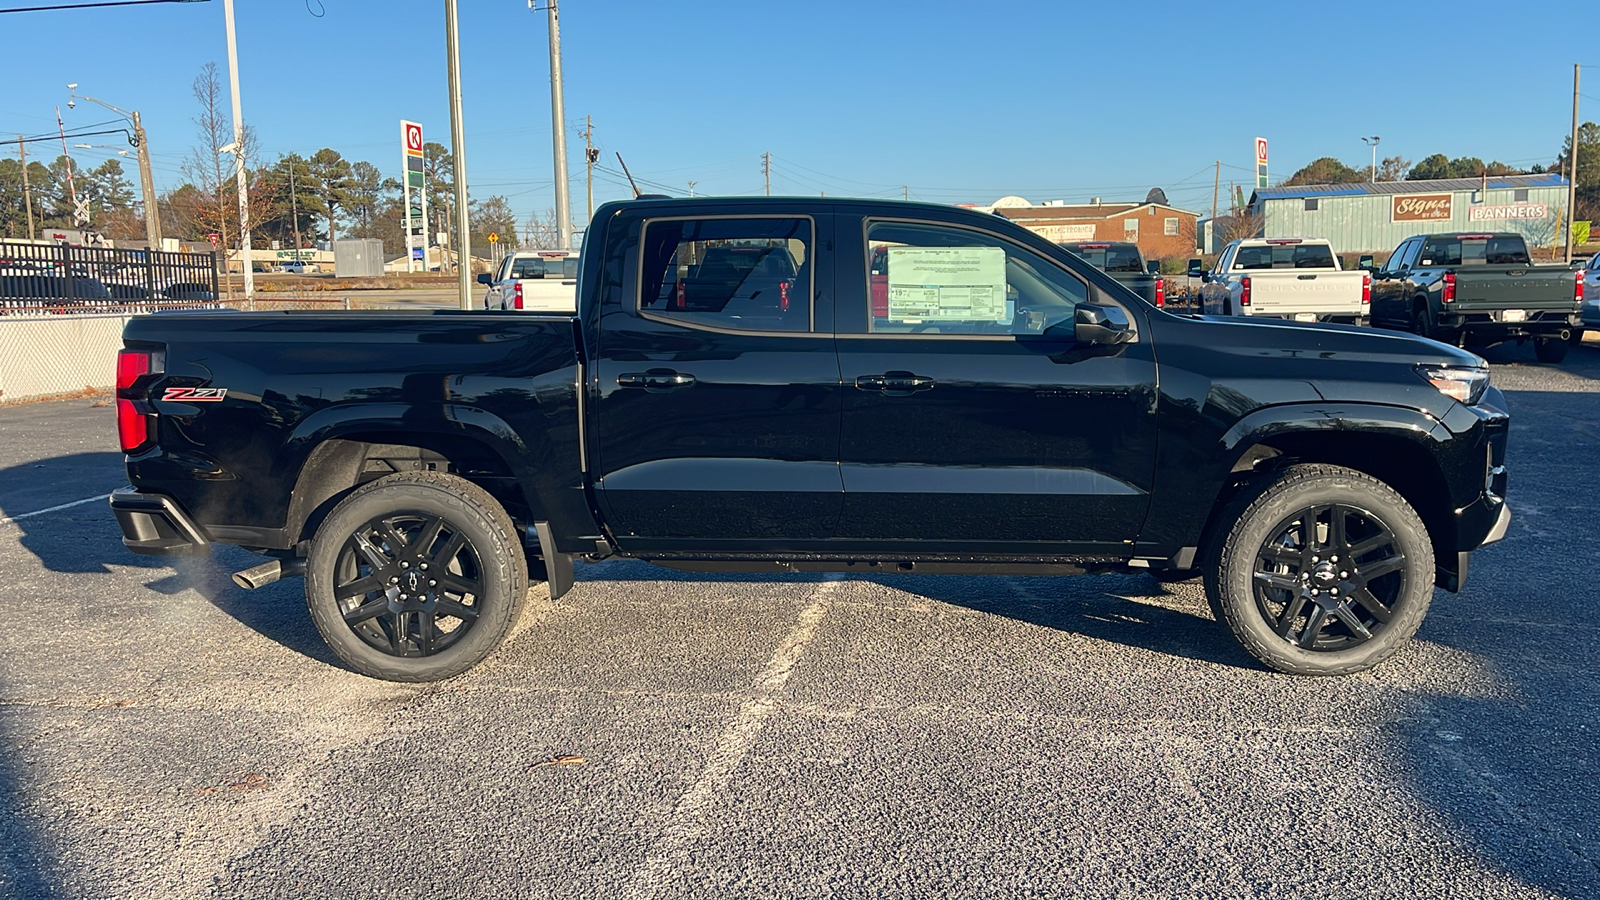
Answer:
(1452, 267, 1579, 311)
(1246, 272, 1365, 315)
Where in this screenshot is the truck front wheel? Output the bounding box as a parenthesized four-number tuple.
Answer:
(305, 472, 529, 681)
(1204, 464, 1434, 676)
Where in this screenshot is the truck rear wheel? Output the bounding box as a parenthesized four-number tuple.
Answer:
(1534, 337, 1569, 363)
(305, 472, 528, 682)
(1410, 302, 1436, 341)
(1203, 464, 1433, 676)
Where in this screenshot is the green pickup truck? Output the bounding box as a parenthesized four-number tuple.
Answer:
(1057, 241, 1166, 307)
(1370, 232, 1584, 362)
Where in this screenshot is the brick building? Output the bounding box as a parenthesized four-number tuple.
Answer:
(989, 199, 1200, 262)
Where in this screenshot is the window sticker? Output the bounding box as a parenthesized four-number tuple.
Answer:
(885, 246, 1007, 322)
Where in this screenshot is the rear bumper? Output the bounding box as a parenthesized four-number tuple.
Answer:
(1441, 310, 1580, 340)
(109, 486, 210, 556)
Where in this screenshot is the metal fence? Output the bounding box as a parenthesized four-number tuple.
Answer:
(0, 241, 221, 316)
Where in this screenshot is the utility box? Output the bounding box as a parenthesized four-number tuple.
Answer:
(334, 239, 385, 277)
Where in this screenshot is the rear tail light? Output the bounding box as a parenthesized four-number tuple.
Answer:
(1577, 270, 1585, 303)
(1240, 276, 1252, 307)
(1155, 279, 1165, 307)
(675, 280, 686, 309)
(779, 280, 790, 312)
(1442, 271, 1456, 304)
(116, 348, 157, 453)
(1361, 273, 1371, 306)
(513, 282, 524, 310)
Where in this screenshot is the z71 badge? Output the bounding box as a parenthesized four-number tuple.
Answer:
(161, 387, 228, 402)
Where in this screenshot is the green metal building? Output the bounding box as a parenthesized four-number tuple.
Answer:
(1249, 173, 1571, 254)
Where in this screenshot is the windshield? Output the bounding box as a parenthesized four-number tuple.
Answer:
(1419, 236, 1529, 266)
(1062, 244, 1144, 273)
(1233, 243, 1336, 270)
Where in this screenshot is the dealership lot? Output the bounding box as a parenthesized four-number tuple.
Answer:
(2, 344, 1598, 899)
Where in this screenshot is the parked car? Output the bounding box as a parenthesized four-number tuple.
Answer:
(273, 261, 321, 275)
(1369, 232, 1583, 362)
(477, 249, 579, 311)
(112, 197, 1510, 683)
(1058, 241, 1166, 307)
(1190, 239, 1370, 326)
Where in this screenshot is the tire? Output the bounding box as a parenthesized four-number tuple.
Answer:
(1569, 328, 1586, 348)
(1534, 336, 1569, 363)
(1410, 302, 1435, 341)
(305, 472, 529, 682)
(1202, 464, 1434, 676)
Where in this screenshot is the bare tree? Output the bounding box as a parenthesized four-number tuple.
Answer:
(182, 62, 269, 292)
(1216, 209, 1264, 244)
(518, 208, 561, 249)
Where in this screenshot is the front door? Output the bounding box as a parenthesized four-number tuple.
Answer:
(833, 216, 1159, 555)
(592, 211, 841, 551)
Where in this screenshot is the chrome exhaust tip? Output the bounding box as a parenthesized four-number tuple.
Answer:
(231, 558, 306, 590)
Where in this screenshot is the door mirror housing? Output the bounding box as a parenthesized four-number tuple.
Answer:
(1146, 260, 1161, 275)
(475, 273, 493, 285)
(1186, 258, 1204, 279)
(1071, 302, 1135, 345)
(1357, 254, 1375, 272)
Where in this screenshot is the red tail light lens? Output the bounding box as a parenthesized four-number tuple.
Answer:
(675, 280, 686, 309)
(1361, 273, 1371, 306)
(779, 280, 790, 312)
(1240, 276, 1252, 306)
(1442, 272, 1456, 304)
(513, 282, 524, 310)
(1155, 279, 1165, 307)
(115, 349, 154, 453)
(1576, 270, 1585, 303)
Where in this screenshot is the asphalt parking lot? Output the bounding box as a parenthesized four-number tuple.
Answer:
(2, 341, 1598, 899)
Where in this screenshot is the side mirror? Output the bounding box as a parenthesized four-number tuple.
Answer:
(1146, 260, 1161, 275)
(1186, 259, 1204, 279)
(1073, 302, 1135, 345)
(475, 273, 492, 285)
(1357, 254, 1375, 273)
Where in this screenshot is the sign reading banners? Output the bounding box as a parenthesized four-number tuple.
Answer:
(1392, 194, 1452, 222)
(886, 246, 1007, 323)
(1468, 203, 1550, 222)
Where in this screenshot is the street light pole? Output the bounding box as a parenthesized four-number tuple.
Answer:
(445, 0, 473, 309)
(541, 0, 573, 249)
(1361, 135, 1381, 183)
(70, 87, 165, 248)
(223, 0, 253, 304)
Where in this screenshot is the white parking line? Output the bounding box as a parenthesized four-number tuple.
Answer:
(625, 575, 842, 900)
(0, 493, 113, 527)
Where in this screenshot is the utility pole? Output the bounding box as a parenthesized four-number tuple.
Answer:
(581, 114, 596, 224)
(763, 152, 770, 196)
(56, 107, 81, 226)
(687, 180, 696, 198)
(1566, 63, 1580, 265)
(903, 185, 909, 201)
(541, 0, 573, 249)
(131, 112, 161, 246)
(288, 160, 302, 251)
(1211, 160, 1220, 220)
(446, 0, 473, 309)
(19, 136, 35, 240)
(224, 0, 254, 303)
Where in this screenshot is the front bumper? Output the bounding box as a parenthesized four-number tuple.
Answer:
(109, 486, 210, 556)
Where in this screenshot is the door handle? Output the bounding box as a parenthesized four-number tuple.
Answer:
(618, 369, 697, 392)
(856, 372, 934, 393)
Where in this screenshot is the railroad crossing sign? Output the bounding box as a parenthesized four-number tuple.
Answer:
(487, 232, 498, 244)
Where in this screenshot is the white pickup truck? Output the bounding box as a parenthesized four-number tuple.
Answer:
(476, 249, 579, 312)
(1189, 239, 1370, 326)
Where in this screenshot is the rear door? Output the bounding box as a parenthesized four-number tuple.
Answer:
(832, 212, 1158, 555)
(591, 209, 841, 551)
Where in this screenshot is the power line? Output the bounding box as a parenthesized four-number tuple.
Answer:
(0, 0, 209, 11)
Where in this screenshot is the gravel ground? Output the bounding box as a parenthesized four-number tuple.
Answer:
(0, 339, 1596, 899)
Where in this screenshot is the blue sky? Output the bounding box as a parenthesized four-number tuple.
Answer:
(1, 0, 1590, 226)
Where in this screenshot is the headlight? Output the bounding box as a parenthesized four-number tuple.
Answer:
(1416, 365, 1489, 405)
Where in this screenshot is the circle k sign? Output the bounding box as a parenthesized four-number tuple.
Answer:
(403, 121, 423, 157)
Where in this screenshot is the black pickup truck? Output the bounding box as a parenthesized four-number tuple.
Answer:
(111, 197, 1510, 682)
(1056, 241, 1166, 307)
(1370, 232, 1584, 362)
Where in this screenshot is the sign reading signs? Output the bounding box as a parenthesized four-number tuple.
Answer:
(1467, 203, 1549, 222)
(1392, 194, 1452, 222)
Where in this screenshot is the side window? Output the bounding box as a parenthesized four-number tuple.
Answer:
(1389, 240, 1416, 271)
(509, 257, 546, 279)
(639, 217, 811, 333)
(1215, 246, 1235, 273)
(866, 220, 1089, 336)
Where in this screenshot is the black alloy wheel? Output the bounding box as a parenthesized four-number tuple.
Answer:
(1251, 503, 1404, 651)
(305, 472, 528, 681)
(333, 512, 485, 657)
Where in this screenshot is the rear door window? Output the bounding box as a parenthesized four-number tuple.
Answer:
(639, 217, 812, 333)
(1233, 243, 1336, 269)
(508, 257, 547, 279)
